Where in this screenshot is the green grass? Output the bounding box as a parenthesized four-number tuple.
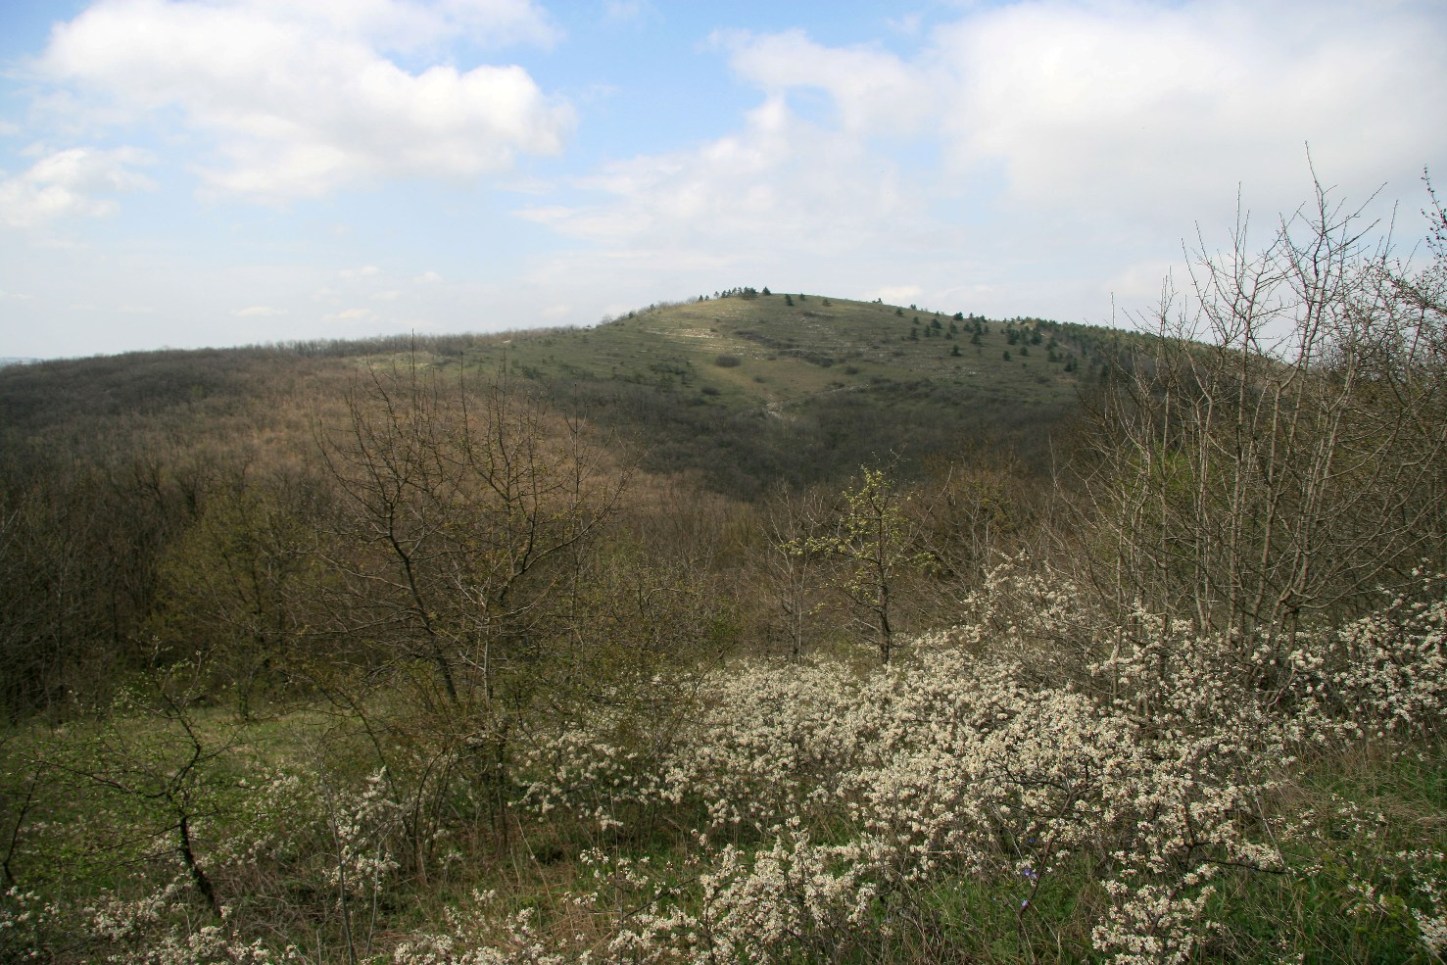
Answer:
(1189, 737, 1447, 963)
(466, 295, 1088, 410)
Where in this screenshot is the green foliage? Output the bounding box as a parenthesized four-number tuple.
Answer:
(788, 468, 935, 663)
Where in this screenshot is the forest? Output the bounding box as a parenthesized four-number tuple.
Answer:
(0, 184, 1444, 963)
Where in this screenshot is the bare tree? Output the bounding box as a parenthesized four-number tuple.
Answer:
(318, 356, 629, 843)
(1064, 177, 1447, 653)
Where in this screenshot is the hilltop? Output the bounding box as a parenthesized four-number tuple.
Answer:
(477, 290, 1121, 493)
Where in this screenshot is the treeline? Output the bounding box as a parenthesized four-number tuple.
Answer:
(0, 354, 1052, 718)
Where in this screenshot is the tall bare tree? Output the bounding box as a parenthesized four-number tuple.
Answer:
(318, 357, 629, 844)
(1065, 178, 1447, 652)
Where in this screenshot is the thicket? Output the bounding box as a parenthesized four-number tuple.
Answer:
(0, 182, 1444, 962)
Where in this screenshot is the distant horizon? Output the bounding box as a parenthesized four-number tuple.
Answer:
(1, 287, 1078, 364)
(3, 0, 1445, 359)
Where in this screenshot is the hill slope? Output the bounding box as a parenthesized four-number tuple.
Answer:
(0, 292, 1131, 497)
(434, 290, 1123, 495)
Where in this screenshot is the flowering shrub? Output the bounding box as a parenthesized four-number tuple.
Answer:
(0, 759, 404, 964)
(1284, 576, 1447, 742)
(490, 563, 1446, 962)
(3, 564, 1442, 962)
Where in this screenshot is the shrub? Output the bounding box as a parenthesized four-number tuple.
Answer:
(484, 564, 1447, 963)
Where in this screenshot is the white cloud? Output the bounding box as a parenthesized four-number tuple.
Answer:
(260, 0, 560, 52)
(927, 0, 1447, 225)
(869, 285, 923, 304)
(35, 0, 573, 201)
(0, 146, 153, 227)
(233, 305, 286, 317)
(518, 0, 1446, 327)
(10, 0, 1444, 358)
(718, 29, 932, 136)
(519, 94, 912, 263)
(699, 1, 1445, 233)
(1105, 258, 1182, 306)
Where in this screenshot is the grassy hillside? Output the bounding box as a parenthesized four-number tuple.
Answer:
(0, 292, 1114, 730)
(466, 291, 1121, 492)
(0, 292, 1127, 497)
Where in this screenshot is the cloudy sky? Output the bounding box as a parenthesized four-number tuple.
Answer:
(1, 0, 1444, 359)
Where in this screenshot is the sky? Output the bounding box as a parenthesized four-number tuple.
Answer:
(1, 0, 1445, 360)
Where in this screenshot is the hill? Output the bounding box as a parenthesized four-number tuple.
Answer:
(474, 290, 1121, 494)
(0, 289, 1137, 726)
(0, 291, 1130, 498)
